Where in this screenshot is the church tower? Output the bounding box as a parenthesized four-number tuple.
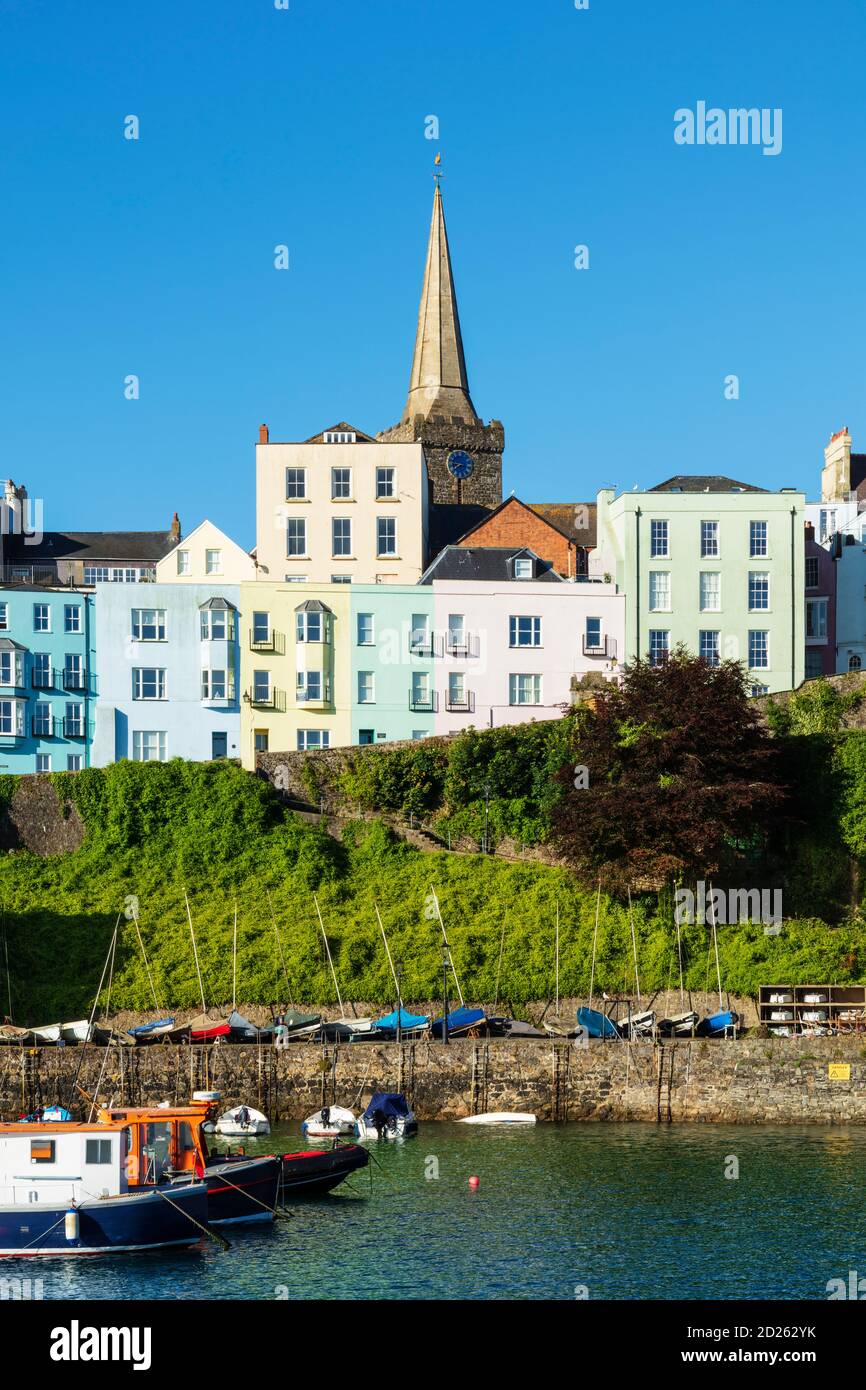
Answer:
(378, 182, 503, 510)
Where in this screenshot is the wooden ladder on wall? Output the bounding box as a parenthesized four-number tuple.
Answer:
(470, 1042, 489, 1115)
(656, 1041, 674, 1123)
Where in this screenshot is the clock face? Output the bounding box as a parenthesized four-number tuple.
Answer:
(447, 449, 475, 480)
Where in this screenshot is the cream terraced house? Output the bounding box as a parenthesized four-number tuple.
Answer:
(595, 475, 805, 695)
(155, 519, 256, 584)
(254, 422, 429, 586)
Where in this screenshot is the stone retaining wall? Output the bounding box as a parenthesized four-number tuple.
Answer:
(3, 1035, 866, 1126)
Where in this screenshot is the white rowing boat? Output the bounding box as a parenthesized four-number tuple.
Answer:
(458, 1112, 537, 1126)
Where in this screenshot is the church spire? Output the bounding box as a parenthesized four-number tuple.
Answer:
(402, 182, 480, 426)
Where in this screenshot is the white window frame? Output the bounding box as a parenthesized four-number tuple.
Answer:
(331, 467, 352, 500)
(748, 571, 770, 612)
(64, 604, 82, 634)
(176, 549, 190, 576)
(749, 520, 768, 558)
(649, 571, 671, 612)
(650, 519, 669, 559)
(509, 616, 542, 647)
(357, 671, 375, 704)
(357, 613, 374, 646)
(509, 673, 542, 706)
(132, 730, 167, 763)
(376, 516, 397, 557)
(648, 630, 670, 666)
(132, 667, 166, 701)
(748, 630, 770, 669)
(286, 518, 307, 557)
(699, 572, 721, 612)
(700, 520, 719, 558)
(285, 467, 307, 500)
(132, 608, 167, 642)
(332, 517, 352, 558)
(376, 467, 396, 499)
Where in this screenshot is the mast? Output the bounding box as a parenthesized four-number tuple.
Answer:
(267, 890, 293, 1005)
(708, 879, 724, 1009)
(184, 890, 207, 1016)
(628, 886, 641, 1006)
(232, 902, 238, 1013)
(430, 885, 464, 1007)
(313, 894, 344, 1016)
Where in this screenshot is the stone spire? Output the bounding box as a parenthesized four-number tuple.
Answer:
(402, 185, 480, 426)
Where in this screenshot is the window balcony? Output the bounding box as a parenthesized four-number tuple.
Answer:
(408, 690, 438, 713)
(409, 633, 442, 659)
(62, 670, 89, 692)
(63, 718, 86, 739)
(445, 691, 475, 713)
(445, 633, 480, 659)
(249, 629, 285, 655)
(32, 718, 53, 737)
(582, 634, 617, 659)
(244, 687, 286, 712)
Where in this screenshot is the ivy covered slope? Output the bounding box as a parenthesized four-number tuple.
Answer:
(0, 726, 866, 1020)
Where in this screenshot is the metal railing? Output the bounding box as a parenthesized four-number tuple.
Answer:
(582, 634, 617, 658)
(445, 691, 475, 713)
(445, 633, 480, 658)
(245, 687, 287, 712)
(408, 690, 439, 712)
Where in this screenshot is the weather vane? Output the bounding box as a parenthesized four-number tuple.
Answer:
(433, 152, 443, 185)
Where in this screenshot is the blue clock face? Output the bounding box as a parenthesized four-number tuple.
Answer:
(447, 449, 475, 480)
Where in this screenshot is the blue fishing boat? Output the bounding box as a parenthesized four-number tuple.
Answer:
(374, 1008, 429, 1038)
(430, 1006, 488, 1039)
(0, 1121, 209, 1256)
(576, 1007, 623, 1040)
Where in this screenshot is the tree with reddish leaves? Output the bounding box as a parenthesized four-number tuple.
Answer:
(551, 648, 787, 893)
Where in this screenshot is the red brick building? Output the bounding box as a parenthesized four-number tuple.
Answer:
(452, 496, 596, 578)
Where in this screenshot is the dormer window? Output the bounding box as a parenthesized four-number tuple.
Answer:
(513, 556, 534, 579)
(324, 430, 356, 444)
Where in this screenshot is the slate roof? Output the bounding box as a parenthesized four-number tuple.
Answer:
(4, 531, 176, 562)
(428, 503, 493, 556)
(419, 546, 564, 584)
(526, 501, 596, 547)
(650, 475, 767, 493)
(302, 421, 376, 443)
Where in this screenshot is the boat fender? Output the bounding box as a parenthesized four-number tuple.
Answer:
(65, 1206, 80, 1243)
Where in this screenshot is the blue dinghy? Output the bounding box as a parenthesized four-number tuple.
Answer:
(374, 1008, 429, 1038)
(430, 1006, 487, 1039)
(576, 1007, 623, 1040)
(696, 1010, 739, 1037)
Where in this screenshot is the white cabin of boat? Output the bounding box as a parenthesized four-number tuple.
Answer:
(0, 1125, 126, 1206)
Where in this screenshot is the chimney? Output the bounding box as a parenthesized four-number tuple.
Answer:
(822, 427, 852, 502)
(259, 423, 269, 444)
(804, 521, 815, 541)
(170, 511, 181, 543)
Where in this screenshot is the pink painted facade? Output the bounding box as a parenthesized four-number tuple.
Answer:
(428, 579, 624, 733)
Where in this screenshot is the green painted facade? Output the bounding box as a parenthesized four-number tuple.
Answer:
(596, 485, 806, 694)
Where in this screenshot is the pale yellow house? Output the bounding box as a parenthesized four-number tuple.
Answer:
(254, 422, 429, 586)
(239, 580, 352, 768)
(155, 520, 256, 584)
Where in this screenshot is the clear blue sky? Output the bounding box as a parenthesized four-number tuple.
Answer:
(2, 0, 864, 547)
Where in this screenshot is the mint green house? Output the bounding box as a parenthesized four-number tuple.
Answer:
(349, 585, 435, 744)
(595, 476, 805, 694)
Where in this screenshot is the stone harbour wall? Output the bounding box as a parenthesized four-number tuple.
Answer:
(4, 1035, 866, 1125)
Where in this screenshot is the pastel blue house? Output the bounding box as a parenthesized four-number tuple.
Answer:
(91, 582, 241, 765)
(349, 585, 435, 744)
(0, 585, 96, 773)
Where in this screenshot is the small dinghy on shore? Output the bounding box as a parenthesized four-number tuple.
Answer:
(302, 1105, 357, 1139)
(576, 1007, 623, 1040)
(215, 1105, 270, 1137)
(458, 1112, 537, 1126)
(658, 1011, 700, 1037)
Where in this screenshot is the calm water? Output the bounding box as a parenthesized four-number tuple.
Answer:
(11, 1123, 866, 1300)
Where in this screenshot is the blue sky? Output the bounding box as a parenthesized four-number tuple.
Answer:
(1, 0, 864, 547)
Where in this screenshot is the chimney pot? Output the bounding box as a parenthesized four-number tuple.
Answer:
(259, 423, 269, 444)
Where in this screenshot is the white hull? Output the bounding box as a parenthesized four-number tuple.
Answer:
(355, 1115, 416, 1142)
(302, 1105, 356, 1139)
(215, 1106, 270, 1137)
(30, 1024, 62, 1044)
(458, 1112, 537, 1126)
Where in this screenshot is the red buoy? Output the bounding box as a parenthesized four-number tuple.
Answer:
(468, 1175, 480, 1190)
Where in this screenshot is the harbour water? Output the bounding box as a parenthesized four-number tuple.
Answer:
(9, 1123, 866, 1301)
